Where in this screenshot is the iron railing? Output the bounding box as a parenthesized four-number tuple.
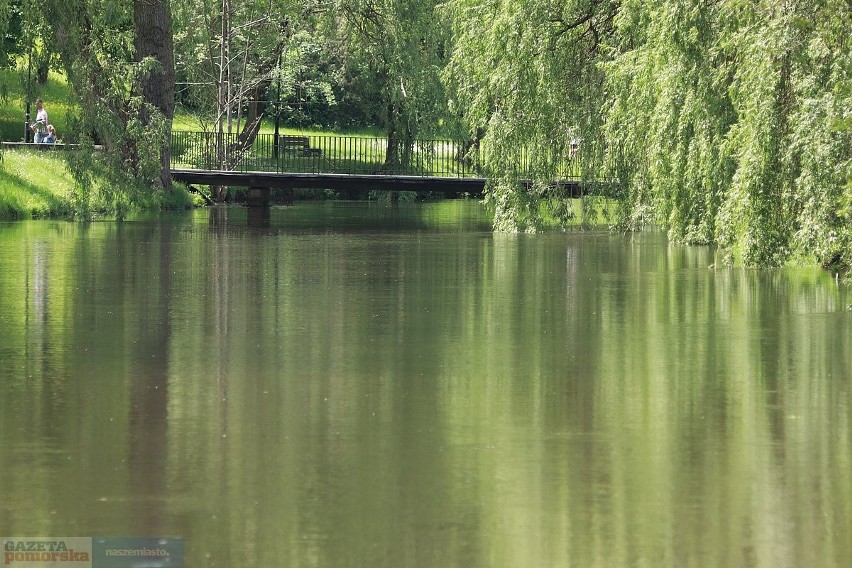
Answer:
(169, 131, 595, 184)
(170, 131, 484, 178)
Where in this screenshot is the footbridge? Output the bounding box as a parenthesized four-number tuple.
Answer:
(168, 131, 593, 204)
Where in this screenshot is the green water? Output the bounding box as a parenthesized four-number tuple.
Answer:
(1, 201, 849, 567)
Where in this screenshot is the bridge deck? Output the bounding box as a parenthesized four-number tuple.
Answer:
(170, 169, 487, 194)
(170, 169, 586, 197)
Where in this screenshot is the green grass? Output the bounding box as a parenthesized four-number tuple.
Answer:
(0, 147, 203, 220)
(0, 67, 73, 142)
(0, 150, 75, 218)
(172, 112, 386, 138)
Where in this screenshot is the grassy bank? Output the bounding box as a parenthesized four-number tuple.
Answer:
(0, 150, 77, 218)
(0, 147, 200, 220)
(0, 68, 201, 220)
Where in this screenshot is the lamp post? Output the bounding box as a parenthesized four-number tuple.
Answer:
(24, 50, 32, 142)
(273, 54, 281, 159)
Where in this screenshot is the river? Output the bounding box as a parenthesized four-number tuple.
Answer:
(1, 201, 849, 567)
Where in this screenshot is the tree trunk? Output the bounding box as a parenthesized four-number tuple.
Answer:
(225, 81, 271, 168)
(134, 0, 176, 190)
(36, 55, 50, 84)
(384, 101, 400, 171)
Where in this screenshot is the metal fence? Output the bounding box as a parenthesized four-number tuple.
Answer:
(170, 131, 484, 177)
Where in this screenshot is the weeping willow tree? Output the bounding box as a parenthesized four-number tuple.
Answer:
(605, 0, 851, 269)
(444, 0, 851, 272)
(601, 0, 737, 245)
(442, 0, 620, 231)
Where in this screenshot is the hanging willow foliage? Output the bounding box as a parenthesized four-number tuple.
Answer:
(442, 0, 618, 231)
(443, 0, 851, 271)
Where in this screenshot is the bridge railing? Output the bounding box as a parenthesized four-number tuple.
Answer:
(170, 131, 485, 178)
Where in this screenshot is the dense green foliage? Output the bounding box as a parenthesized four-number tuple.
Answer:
(442, 0, 850, 271)
(442, 0, 618, 230)
(0, 0, 847, 269)
(333, 0, 453, 155)
(602, 0, 851, 269)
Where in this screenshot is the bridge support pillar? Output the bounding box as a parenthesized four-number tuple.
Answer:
(246, 186, 271, 207)
(247, 206, 271, 228)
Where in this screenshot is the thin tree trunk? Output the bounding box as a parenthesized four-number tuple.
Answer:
(213, 0, 231, 201)
(224, 81, 270, 169)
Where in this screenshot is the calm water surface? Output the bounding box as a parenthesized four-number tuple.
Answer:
(0, 201, 850, 567)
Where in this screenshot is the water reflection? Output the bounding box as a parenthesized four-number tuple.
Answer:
(0, 204, 849, 567)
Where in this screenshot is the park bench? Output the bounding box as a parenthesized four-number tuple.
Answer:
(279, 135, 322, 156)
